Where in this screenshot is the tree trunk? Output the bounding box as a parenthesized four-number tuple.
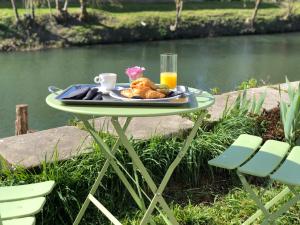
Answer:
(79, 0, 88, 21)
(170, 0, 183, 31)
(47, 0, 53, 17)
(55, 0, 63, 16)
(286, 0, 294, 19)
(10, 0, 20, 22)
(250, 0, 262, 26)
(31, 0, 35, 20)
(63, 0, 68, 11)
(15, 104, 29, 135)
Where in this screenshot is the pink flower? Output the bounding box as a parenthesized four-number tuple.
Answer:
(125, 66, 145, 80)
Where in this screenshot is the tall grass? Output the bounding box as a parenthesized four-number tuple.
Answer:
(121, 184, 300, 225)
(0, 88, 268, 225)
(0, 108, 260, 225)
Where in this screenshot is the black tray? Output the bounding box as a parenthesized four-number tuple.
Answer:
(49, 84, 193, 107)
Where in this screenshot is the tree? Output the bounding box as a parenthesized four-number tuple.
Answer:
(10, 0, 20, 22)
(170, 0, 183, 31)
(30, 0, 35, 20)
(46, 0, 53, 17)
(246, 0, 262, 27)
(285, 0, 295, 19)
(55, 0, 63, 16)
(63, 0, 69, 11)
(79, 0, 88, 21)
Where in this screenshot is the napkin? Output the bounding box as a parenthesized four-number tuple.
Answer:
(62, 87, 90, 99)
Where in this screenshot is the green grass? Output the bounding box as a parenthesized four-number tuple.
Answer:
(0, 1, 298, 25)
(121, 184, 300, 225)
(0, 93, 299, 224)
(0, 109, 261, 225)
(1, 1, 300, 50)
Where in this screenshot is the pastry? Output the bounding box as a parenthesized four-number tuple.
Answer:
(131, 78, 157, 90)
(145, 90, 166, 99)
(121, 89, 134, 98)
(132, 87, 151, 99)
(120, 77, 169, 99)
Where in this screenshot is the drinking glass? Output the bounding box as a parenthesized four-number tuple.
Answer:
(160, 53, 177, 89)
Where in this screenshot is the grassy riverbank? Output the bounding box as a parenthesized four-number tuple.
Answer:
(1, 2, 300, 51)
(2, 106, 300, 224)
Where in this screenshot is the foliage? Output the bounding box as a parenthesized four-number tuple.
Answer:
(222, 89, 266, 118)
(2, 2, 300, 50)
(279, 78, 300, 145)
(236, 78, 258, 90)
(121, 184, 300, 225)
(210, 87, 221, 95)
(0, 108, 260, 225)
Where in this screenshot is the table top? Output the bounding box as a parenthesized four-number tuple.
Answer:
(46, 87, 215, 117)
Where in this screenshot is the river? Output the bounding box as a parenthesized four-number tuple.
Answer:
(0, 33, 299, 138)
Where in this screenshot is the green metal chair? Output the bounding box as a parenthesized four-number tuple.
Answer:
(208, 134, 300, 225)
(0, 181, 55, 225)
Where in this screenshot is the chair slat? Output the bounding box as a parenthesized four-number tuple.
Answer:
(238, 140, 290, 177)
(2, 217, 35, 225)
(208, 134, 262, 170)
(271, 146, 300, 186)
(0, 197, 45, 220)
(0, 181, 55, 203)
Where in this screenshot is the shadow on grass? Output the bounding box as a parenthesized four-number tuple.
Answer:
(0, 1, 280, 13)
(98, 2, 280, 13)
(165, 169, 271, 207)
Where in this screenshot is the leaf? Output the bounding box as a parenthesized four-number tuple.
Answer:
(250, 95, 257, 114)
(286, 76, 295, 102)
(284, 94, 299, 143)
(280, 100, 287, 123)
(254, 91, 266, 115)
(221, 95, 230, 119)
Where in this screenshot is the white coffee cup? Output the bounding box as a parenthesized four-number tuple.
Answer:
(94, 73, 117, 91)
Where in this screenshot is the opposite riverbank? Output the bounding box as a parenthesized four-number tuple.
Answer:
(1, 2, 300, 51)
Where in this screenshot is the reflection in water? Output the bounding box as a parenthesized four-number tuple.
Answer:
(0, 33, 299, 137)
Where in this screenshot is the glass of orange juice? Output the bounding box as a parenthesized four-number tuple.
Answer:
(160, 53, 177, 89)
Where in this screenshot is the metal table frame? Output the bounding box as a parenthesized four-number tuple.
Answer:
(72, 115, 203, 225)
(46, 87, 214, 225)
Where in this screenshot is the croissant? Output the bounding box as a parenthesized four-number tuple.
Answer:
(132, 87, 151, 99)
(145, 90, 165, 99)
(121, 88, 165, 99)
(121, 77, 167, 99)
(131, 78, 157, 90)
(120, 89, 134, 98)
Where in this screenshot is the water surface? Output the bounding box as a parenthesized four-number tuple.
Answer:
(0, 33, 299, 137)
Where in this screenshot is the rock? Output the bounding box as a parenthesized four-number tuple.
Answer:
(0, 126, 92, 168)
(0, 116, 194, 168)
(207, 82, 298, 120)
(269, 81, 299, 92)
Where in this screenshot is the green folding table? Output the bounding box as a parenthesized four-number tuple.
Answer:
(46, 87, 214, 225)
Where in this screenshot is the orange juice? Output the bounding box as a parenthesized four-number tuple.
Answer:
(160, 72, 177, 89)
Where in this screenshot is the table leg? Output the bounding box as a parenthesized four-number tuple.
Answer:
(141, 116, 203, 224)
(73, 116, 144, 225)
(111, 116, 203, 225)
